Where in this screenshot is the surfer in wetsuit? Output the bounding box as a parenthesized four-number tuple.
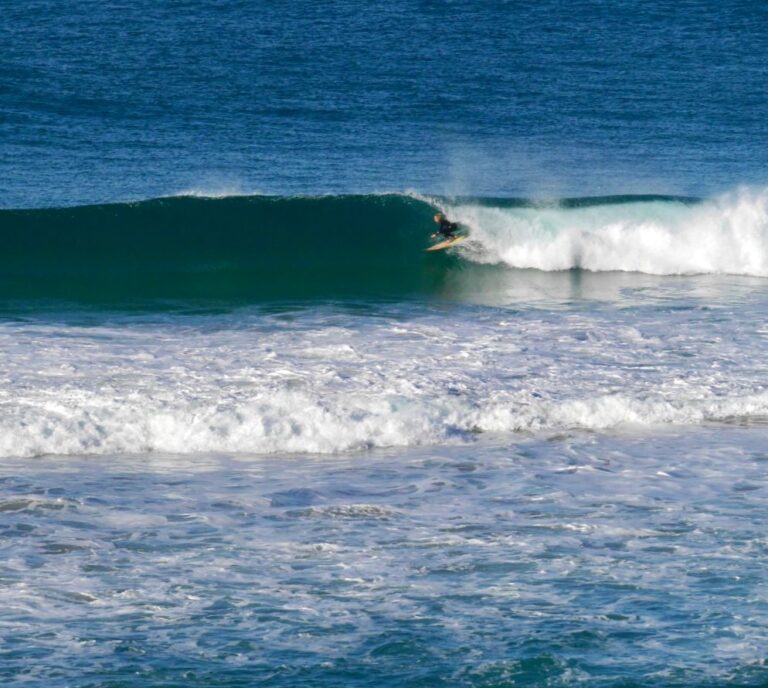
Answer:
(432, 213, 459, 240)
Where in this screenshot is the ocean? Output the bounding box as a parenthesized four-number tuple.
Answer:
(2, 1, 768, 686)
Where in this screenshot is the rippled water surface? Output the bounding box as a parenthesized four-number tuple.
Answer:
(3, 429, 768, 687)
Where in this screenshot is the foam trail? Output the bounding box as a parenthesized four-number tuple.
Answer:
(2, 304, 768, 460)
(3, 388, 768, 459)
(449, 188, 768, 276)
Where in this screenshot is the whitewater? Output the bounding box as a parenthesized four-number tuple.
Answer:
(2, 289, 768, 459)
(450, 188, 768, 276)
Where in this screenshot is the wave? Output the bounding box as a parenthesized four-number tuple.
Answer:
(4, 386, 768, 459)
(0, 194, 448, 303)
(1, 189, 767, 304)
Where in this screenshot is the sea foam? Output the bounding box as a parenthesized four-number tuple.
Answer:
(3, 389, 768, 459)
(2, 298, 766, 459)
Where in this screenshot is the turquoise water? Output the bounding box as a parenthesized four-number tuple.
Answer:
(3, 1, 768, 686)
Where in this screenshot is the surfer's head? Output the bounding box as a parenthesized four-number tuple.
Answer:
(434, 213, 443, 224)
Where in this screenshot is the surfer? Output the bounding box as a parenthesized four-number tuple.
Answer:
(432, 213, 459, 240)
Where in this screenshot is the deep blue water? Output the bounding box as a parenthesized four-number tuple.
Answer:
(3, 0, 768, 207)
(3, 2, 768, 687)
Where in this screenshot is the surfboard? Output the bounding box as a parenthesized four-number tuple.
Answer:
(425, 235, 468, 252)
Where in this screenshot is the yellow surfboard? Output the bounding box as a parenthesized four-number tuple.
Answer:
(425, 235, 468, 252)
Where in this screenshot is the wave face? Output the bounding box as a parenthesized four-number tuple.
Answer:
(2, 189, 768, 305)
(0, 194, 447, 303)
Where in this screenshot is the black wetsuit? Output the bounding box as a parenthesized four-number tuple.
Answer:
(436, 218, 459, 239)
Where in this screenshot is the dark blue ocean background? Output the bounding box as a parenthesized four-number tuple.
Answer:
(3, 2, 768, 687)
(3, 0, 767, 207)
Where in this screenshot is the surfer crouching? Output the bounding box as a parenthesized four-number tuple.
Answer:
(432, 213, 459, 240)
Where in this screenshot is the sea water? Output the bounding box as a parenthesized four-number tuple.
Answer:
(3, 1, 768, 686)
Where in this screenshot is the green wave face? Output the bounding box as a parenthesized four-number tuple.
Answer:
(0, 194, 456, 304)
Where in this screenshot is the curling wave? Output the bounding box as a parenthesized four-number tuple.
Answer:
(0, 194, 448, 303)
(2, 189, 768, 305)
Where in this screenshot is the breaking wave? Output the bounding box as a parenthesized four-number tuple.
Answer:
(449, 188, 768, 276)
(1, 188, 767, 305)
(4, 386, 768, 459)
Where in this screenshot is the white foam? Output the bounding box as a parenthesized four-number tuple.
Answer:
(448, 188, 768, 276)
(1, 302, 767, 458)
(6, 388, 768, 459)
